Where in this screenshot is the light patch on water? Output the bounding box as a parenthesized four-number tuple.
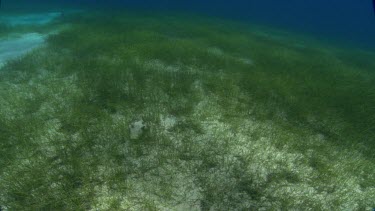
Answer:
(207, 47, 255, 66)
(0, 33, 45, 68)
(0, 12, 61, 26)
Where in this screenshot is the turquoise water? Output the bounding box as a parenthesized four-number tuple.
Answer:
(0, 1, 375, 210)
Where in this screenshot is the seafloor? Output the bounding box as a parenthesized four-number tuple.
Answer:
(0, 10, 375, 210)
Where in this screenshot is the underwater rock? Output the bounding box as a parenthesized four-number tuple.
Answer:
(160, 115, 177, 131)
(129, 119, 146, 140)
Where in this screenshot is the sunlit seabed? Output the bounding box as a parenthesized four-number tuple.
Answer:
(0, 11, 375, 210)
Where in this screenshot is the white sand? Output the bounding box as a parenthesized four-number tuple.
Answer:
(0, 33, 45, 67)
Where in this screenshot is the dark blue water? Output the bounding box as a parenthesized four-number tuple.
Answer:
(2, 0, 375, 49)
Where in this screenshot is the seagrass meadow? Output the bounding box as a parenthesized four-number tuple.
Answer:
(0, 11, 375, 210)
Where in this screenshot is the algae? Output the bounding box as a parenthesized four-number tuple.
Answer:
(0, 11, 374, 210)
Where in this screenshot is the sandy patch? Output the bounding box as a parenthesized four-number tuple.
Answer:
(0, 33, 45, 67)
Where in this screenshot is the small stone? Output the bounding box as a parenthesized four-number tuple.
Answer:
(129, 119, 146, 140)
(160, 115, 177, 131)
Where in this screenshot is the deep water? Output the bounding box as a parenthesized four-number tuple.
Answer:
(2, 0, 375, 49)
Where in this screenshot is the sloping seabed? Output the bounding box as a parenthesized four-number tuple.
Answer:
(0, 33, 46, 68)
(0, 11, 74, 68)
(0, 12, 375, 210)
